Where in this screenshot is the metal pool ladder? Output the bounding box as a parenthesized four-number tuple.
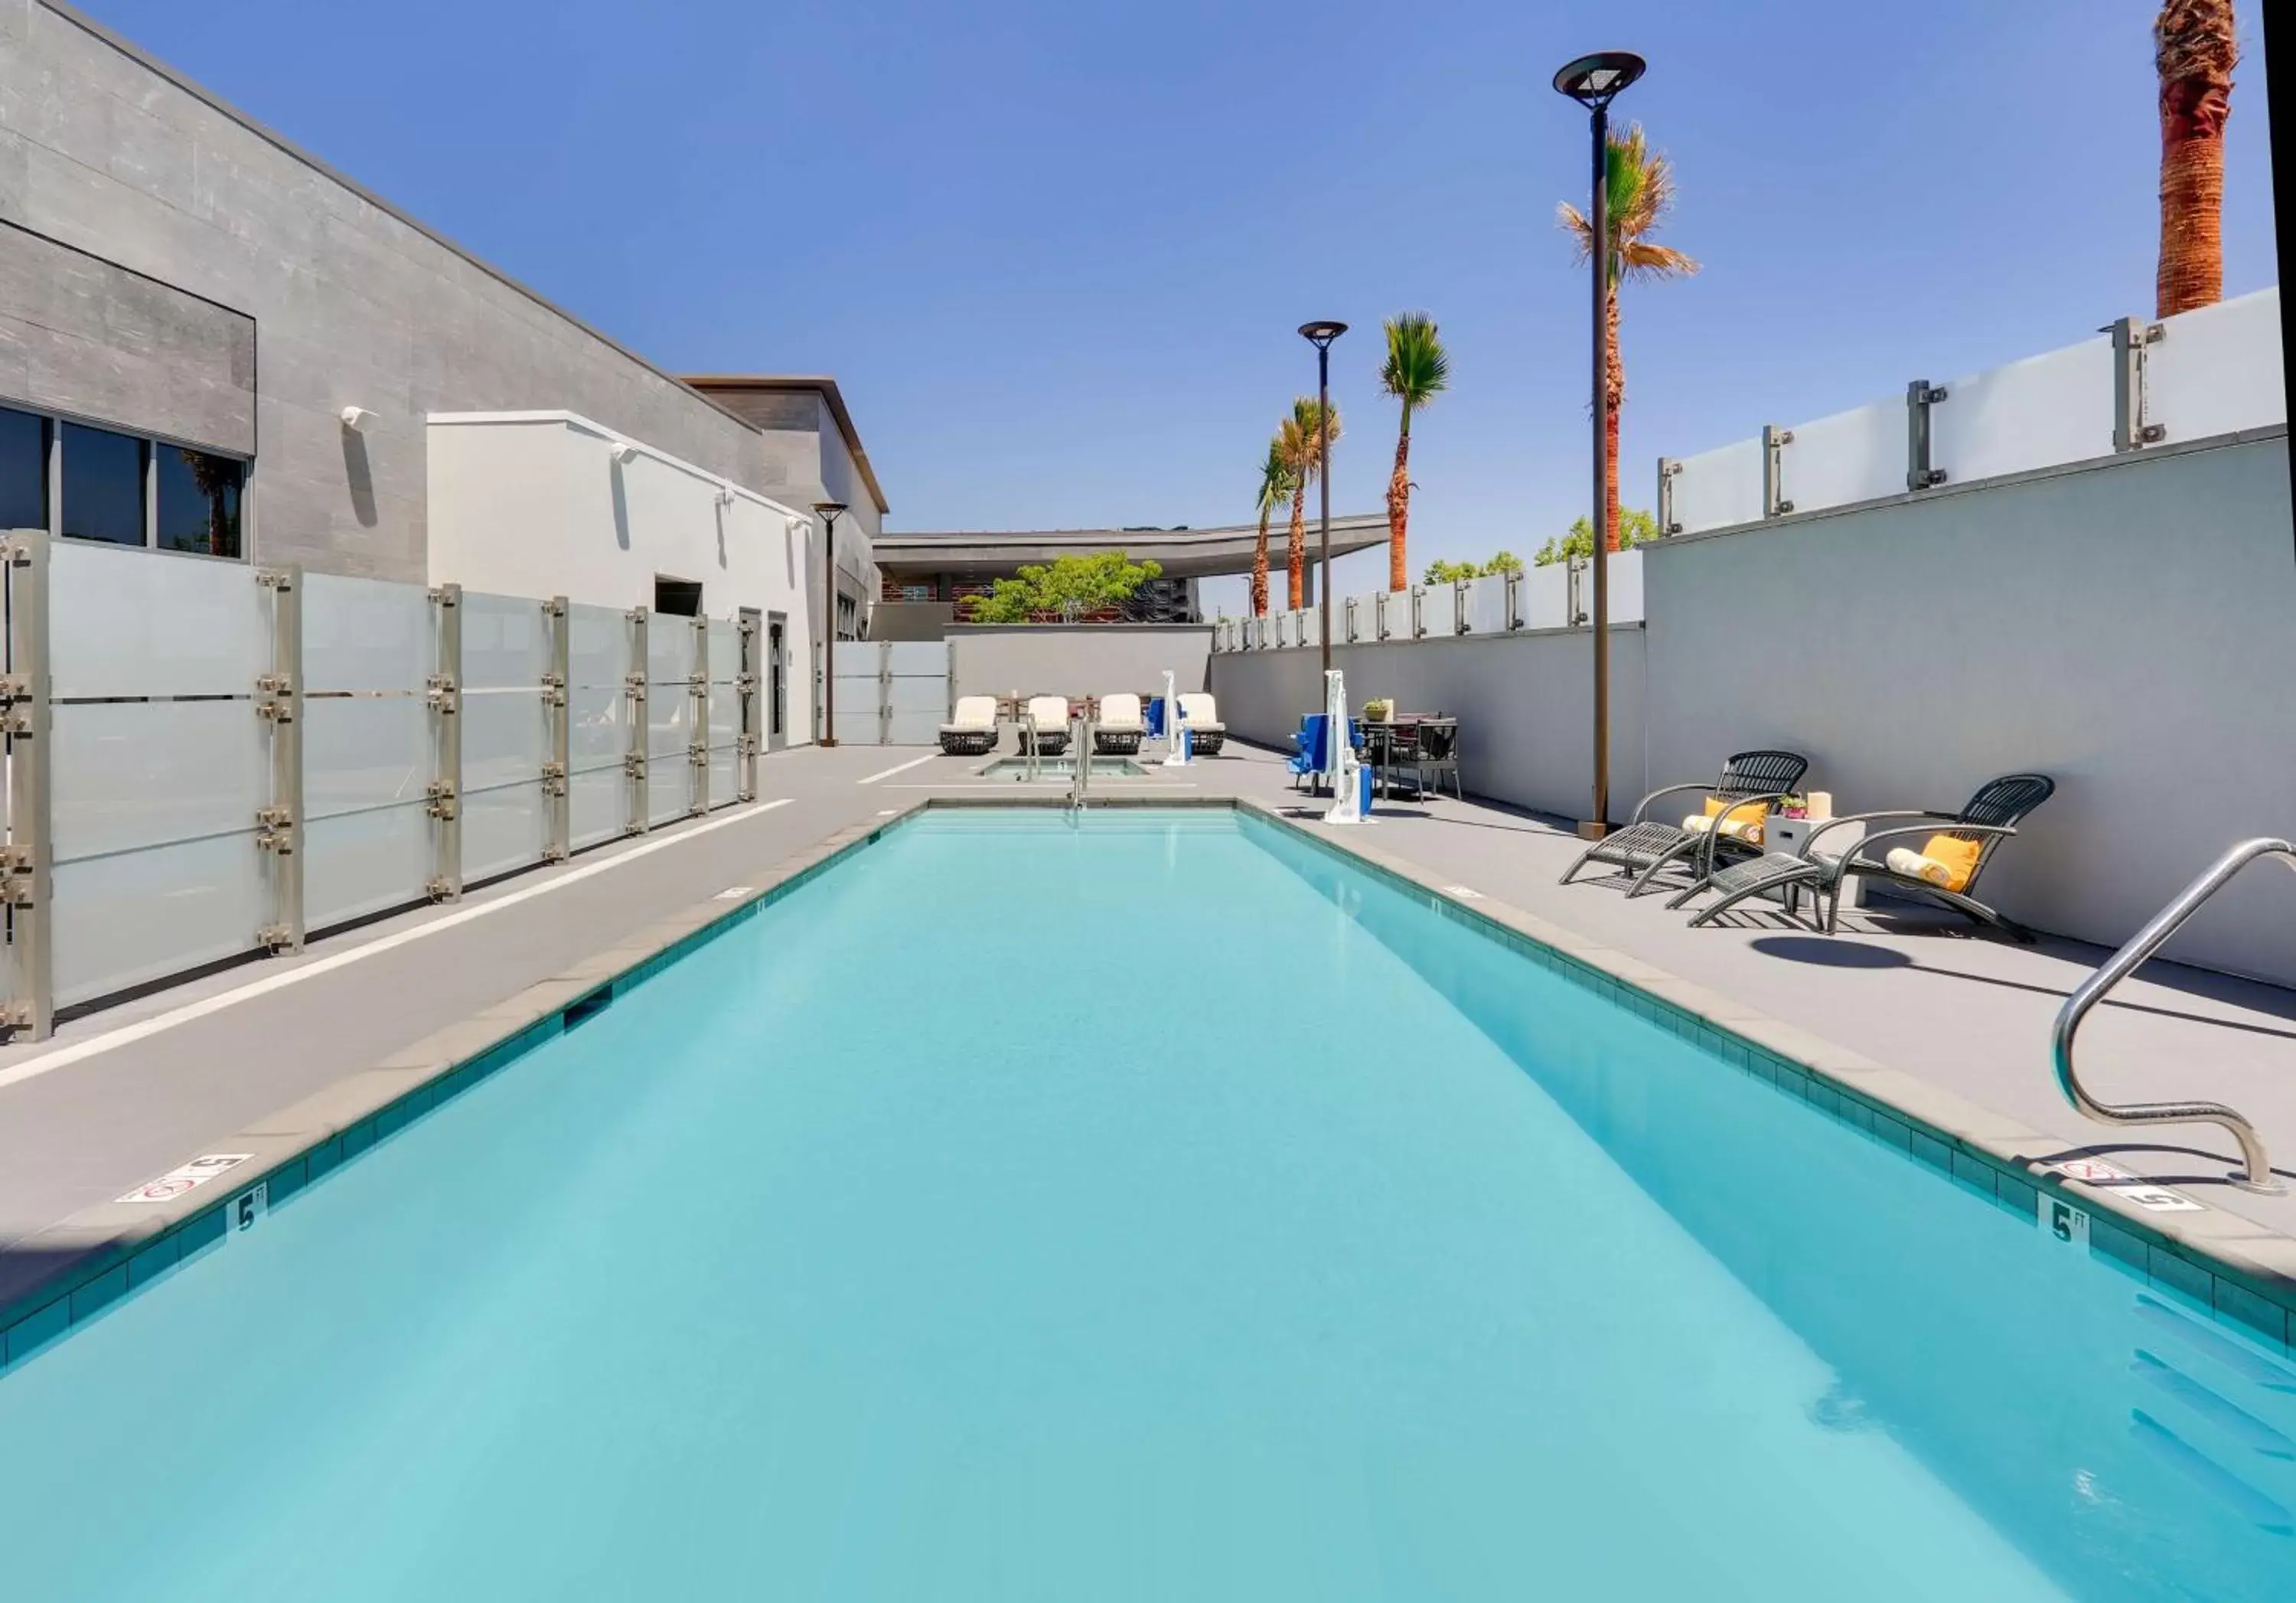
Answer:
(2052, 836, 2294, 1195)
(1066, 712, 1094, 815)
(1019, 706, 1040, 783)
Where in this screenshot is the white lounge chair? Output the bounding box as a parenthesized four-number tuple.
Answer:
(1176, 693, 1225, 756)
(1095, 693, 1144, 755)
(1023, 695, 1071, 756)
(938, 695, 1000, 756)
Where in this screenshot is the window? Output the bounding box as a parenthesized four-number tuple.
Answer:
(60, 422, 146, 547)
(0, 408, 47, 533)
(155, 445, 243, 557)
(653, 575, 703, 616)
(899, 584, 933, 602)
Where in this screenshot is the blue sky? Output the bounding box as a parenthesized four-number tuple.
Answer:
(86, 0, 2278, 612)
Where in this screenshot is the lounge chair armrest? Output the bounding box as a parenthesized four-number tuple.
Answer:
(1845, 821, 2019, 868)
(1627, 782, 1718, 825)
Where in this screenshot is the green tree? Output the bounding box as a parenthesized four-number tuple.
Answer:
(1422, 550, 1525, 585)
(1533, 508, 1658, 566)
(962, 553, 1165, 622)
(1557, 124, 1698, 551)
(1277, 397, 1341, 611)
(1379, 313, 1450, 593)
(1251, 437, 1292, 618)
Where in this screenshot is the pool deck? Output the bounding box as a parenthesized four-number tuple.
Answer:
(2, 738, 2292, 1319)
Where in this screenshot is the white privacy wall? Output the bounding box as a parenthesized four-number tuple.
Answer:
(426, 412, 817, 662)
(1642, 431, 2295, 987)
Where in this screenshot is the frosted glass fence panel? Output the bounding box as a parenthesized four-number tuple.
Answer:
(709, 747, 739, 805)
(2149, 288, 2285, 444)
(304, 698, 426, 818)
(708, 683, 740, 753)
(49, 543, 269, 699)
(464, 786, 549, 883)
(303, 575, 428, 694)
(1463, 576, 1508, 634)
(464, 691, 548, 793)
(1670, 438, 1765, 534)
(1519, 564, 1571, 629)
(569, 768, 625, 852)
(305, 808, 431, 930)
(830, 707, 879, 746)
(886, 645, 948, 747)
(566, 605, 634, 840)
(1609, 551, 1645, 623)
(1420, 585, 1458, 638)
(52, 702, 266, 863)
(54, 835, 270, 1007)
(1932, 336, 2114, 485)
(1780, 402, 1904, 514)
(462, 593, 550, 690)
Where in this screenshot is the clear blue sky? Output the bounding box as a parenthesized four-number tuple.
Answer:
(86, 0, 2279, 612)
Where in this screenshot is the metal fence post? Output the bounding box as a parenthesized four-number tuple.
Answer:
(2109, 315, 2167, 452)
(625, 605, 649, 834)
(1657, 456, 1681, 534)
(1761, 424, 1795, 517)
(426, 583, 463, 901)
(1411, 586, 1426, 638)
(543, 596, 570, 860)
(690, 615, 709, 816)
(1453, 577, 1470, 634)
(1906, 380, 1949, 490)
(255, 563, 304, 953)
(1567, 556, 1587, 627)
(876, 640, 892, 746)
(737, 611, 759, 802)
(2, 530, 53, 1039)
(1504, 565, 1522, 630)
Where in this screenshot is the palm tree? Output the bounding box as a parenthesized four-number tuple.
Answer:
(1250, 436, 1291, 617)
(1558, 123, 1698, 551)
(2155, 0, 2239, 317)
(1276, 397, 1342, 611)
(1378, 313, 1449, 593)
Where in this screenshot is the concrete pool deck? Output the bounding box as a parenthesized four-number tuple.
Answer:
(0, 738, 2291, 1327)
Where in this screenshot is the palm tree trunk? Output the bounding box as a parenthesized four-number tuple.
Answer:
(1386, 412, 1412, 592)
(1287, 482, 1307, 611)
(1250, 508, 1271, 616)
(2156, 0, 2237, 318)
(1603, 283, 1625, 551)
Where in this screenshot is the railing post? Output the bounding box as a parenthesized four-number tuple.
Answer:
(1411, 586, 1426, 638)
(1453, 577, 1469, 634)
(255, 563, 304, 953)
(543, 596, 570, 860)
(689, 615, 709, 815)
(1656, 456, 1681, 535)
(877, 640, 892, 746)
(2108, 315, 2167, 452)
(1567, 556, 1587, 627)
(1504, 565, 1522, 630)
(2, 530, 53, 1040)
(737, 611, 760, 802)
(1906, 379, 1949, 491)
(625, 605, 649, 834)
(1761, 423, 1795, 517)
(424, 583, 463, 901)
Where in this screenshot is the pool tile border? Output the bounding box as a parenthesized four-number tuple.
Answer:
(0, 803, 935, 1376)
(1231, 798, 2296, 1360)
(5, 792, 2291, 1379)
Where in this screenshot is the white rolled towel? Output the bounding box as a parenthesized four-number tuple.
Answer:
(1885, 847, 1955, 888)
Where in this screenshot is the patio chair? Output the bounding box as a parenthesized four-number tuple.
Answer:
(1558, 749, 1811, 896)
(938, 695, 1000, 757)
(1095, 693, 1144, 755)
(1413, 717, 1462, 802)
(1022, 695, 1071, 756)
(1679, 773, 2057, 941)
(1287, 713, 1327, 791)
(1177, 693, 1226, 756)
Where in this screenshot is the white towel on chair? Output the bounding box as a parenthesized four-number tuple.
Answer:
(1885, 847, 1955, 888)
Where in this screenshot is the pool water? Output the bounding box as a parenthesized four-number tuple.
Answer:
(2, 808, 2289, 1601)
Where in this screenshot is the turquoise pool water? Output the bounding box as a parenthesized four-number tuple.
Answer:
(2, 808, 2290, 1600)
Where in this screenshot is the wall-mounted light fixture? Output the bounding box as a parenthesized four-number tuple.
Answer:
(339, 406, 377, 432)
(610, 442, 639, 465)
(714, 485, 738, 508)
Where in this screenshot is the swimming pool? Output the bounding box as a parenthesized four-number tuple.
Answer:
(1, 806, 2289, 1600)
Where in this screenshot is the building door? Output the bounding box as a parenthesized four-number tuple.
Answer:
(765, 613, 788, 750)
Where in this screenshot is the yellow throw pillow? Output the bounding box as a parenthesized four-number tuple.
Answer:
(1704, 795, 1766, 846)
(1917, 834, 1982, 893)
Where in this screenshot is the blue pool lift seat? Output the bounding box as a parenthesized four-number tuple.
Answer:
(1287, 714, 1364, 794)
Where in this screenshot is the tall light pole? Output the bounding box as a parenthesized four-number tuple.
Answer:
(813, 500, 846, 748)
(1554, 51, 1644, 841)
(1299, 320, 1348, 677)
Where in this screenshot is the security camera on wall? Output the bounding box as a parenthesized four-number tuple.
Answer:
(339, 406, 377, 432)
(610, 442, 638, 465)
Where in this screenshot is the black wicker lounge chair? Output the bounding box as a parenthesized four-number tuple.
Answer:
(1678, 773, 2056, 941)
(1559, 749, 1810, 896)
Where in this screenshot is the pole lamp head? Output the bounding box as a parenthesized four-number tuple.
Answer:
(1552, 51, 1645, 109)
(1297, 320, 1349, 351)
(812, 500, 846, 524)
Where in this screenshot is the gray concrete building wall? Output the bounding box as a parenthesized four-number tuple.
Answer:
(0, 1, 810, 580)
(1208, 627, 1649, 823)
(949, 625, 1215, 703)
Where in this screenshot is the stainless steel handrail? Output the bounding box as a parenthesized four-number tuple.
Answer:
(1068, 713, 1094, 813)
(2052, 837, 2294, 1195)
(1020, 709, 1039, 782)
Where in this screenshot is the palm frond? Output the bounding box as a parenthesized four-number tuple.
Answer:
(1277, 397, 1342, 482)
(1380, 312, 1450, 410)
(1257, 436, 1293, 513)
(1557, 121, 1696, 287)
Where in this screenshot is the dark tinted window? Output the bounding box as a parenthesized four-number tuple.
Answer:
(155, 446, 243, 557)
(60, 422, 144, 546)
(654, 576, 703, 616)
(0, 408, 46, 532)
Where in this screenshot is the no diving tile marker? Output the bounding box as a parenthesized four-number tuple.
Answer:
(1443, 885, 1485, 900)
(2048, 1157, 2206, 1213)
(116, 1153, 253, 1205)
